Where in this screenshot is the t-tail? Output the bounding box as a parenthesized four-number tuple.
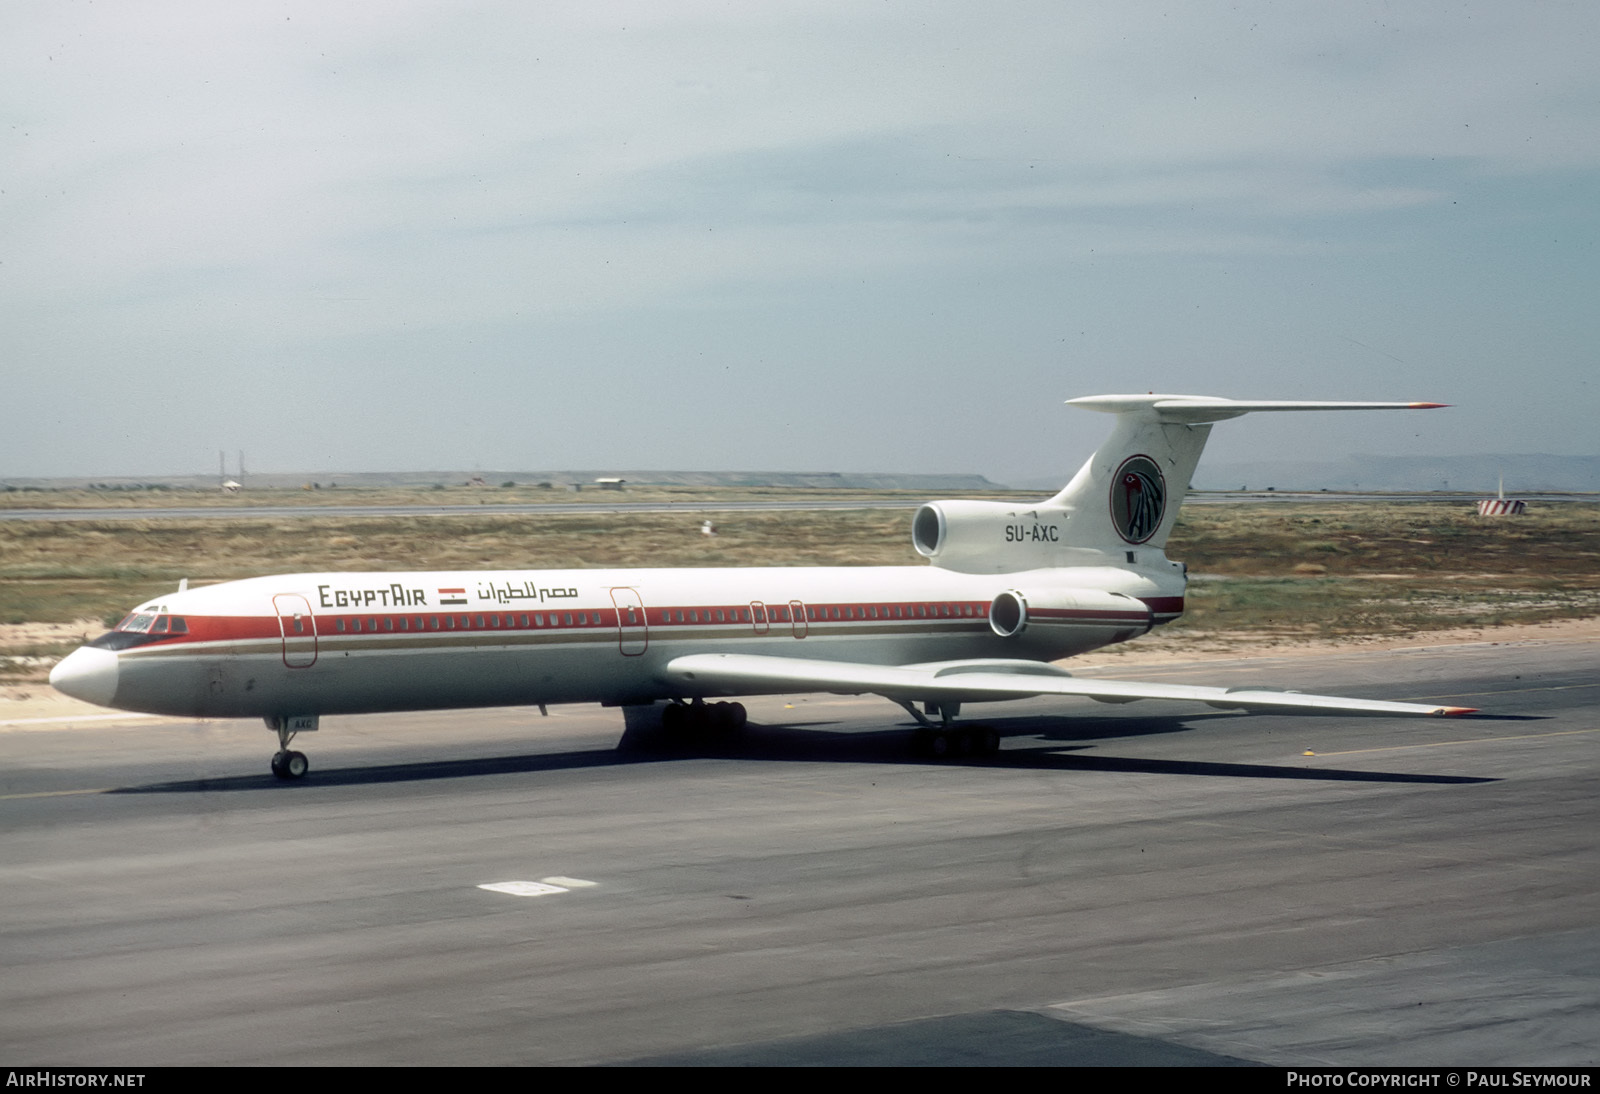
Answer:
(913, 394, 1446, 575)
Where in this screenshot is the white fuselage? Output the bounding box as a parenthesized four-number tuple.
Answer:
(68, 562, 1182, 719)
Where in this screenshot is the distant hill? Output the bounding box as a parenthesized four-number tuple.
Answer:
(1005, 454, 1600, 495)
(1195, 455, 1600, 493)
(1, 469, 1005, 493)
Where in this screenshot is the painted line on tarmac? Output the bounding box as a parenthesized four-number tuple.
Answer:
(0, 713, 160, 730)
(1309, 726, 1597, 758)
(0, 787, 115, 800)
(479, 877, 598, 897)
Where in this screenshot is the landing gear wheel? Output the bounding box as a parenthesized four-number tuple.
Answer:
(271, 750, 309, 780)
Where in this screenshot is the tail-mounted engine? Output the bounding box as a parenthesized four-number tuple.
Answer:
(987, 588, 1153, 641)
(913, 501, 1072, 574)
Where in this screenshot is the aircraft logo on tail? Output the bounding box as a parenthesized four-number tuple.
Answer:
(1111, 454, 1165, 544)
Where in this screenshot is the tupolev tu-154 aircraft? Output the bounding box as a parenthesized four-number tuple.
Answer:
(50, 394, 1476, 780)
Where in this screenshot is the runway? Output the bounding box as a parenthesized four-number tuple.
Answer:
(2, 639, 1596, 1065)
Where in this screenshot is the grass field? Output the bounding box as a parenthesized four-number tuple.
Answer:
(3, 493, 1596, 676)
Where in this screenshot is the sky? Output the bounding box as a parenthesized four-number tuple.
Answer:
(4, 1, 1597, 484)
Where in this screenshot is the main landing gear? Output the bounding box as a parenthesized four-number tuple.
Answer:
(662, 698, 748, 735)
(265, 715, 316, 780)
(898, 700, 1002, 759)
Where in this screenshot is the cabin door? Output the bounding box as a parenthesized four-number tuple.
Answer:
(272, 593, 318, 668)
(609, 587, 648, 656)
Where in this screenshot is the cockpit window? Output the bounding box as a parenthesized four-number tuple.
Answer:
(111, 613, 187, 637)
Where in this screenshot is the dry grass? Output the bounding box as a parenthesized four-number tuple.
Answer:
(0, 508, 919, 630)
(1168, 501, 1600, 578)
(4, 496, 1596, 678)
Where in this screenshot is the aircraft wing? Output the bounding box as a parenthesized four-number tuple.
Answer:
(660, 653, 1477, 717)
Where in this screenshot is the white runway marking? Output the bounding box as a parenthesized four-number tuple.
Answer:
(479, 881, 568, 897)
(478, 877, 598, 897)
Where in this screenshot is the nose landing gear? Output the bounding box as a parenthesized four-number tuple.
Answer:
(265, 714, 317, 780)
(270, 749, 309, 779)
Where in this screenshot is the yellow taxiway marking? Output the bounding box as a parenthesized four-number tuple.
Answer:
(0, 787, 115, 801)
(1308, 727, 1597, 758)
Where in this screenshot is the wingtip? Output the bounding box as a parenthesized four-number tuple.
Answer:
(1409, 402, 1451, 409)
(1432, 706, 1479, 716)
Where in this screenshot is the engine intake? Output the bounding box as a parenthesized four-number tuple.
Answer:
(913, 500, 1071, 574)
(988, 588, 1153, 638)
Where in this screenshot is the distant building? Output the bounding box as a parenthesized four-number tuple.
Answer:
(595, 478, 626, 491)
(221, 480, 241, 494)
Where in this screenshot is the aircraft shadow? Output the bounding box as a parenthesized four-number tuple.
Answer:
(110, 713, 1496, 793)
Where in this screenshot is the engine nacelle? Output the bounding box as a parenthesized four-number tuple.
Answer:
(913, 501, 1071, 574)
(988, 588, 1153, 640)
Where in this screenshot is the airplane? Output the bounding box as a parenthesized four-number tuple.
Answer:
(49, 393, 1476, 780)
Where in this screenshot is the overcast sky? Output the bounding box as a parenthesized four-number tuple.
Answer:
(5, 1, 1597, 484)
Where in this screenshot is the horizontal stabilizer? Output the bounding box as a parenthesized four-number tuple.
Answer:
(1066, 394, 1448, 424)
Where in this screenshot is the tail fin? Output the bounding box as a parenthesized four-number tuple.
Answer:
(914, 395, 1444, 574)
(1048, 395, 1446, 552)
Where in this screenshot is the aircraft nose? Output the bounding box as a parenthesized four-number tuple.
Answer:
(49, 647, 120, 708)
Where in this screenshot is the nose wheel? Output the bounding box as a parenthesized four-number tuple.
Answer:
(265, 715, 316, 780)
(270, 749, 309, 779)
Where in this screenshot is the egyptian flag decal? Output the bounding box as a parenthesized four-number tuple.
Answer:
(1110, 455, 1166, 544)
(438, 587, 468, 606)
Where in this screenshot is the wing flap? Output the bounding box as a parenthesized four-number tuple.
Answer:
(661, 653, 1476, 717)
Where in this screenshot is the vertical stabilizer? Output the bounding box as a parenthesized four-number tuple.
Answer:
(1047, 395, 1446, 553)
(915, 395, 1443, 573)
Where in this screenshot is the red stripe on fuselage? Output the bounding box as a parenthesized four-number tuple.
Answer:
(109, 594, 1172, 654)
